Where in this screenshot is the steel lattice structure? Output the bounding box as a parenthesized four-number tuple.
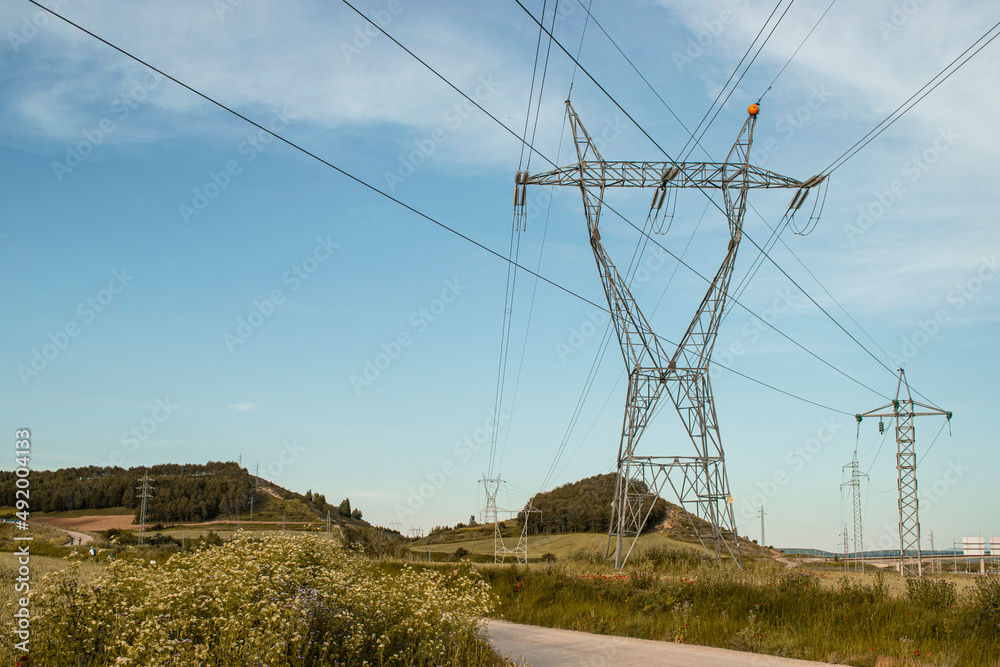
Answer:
(515, 101, 822, 567)
(856, 369, 952, 576)
(481, 477, 536, 563)
(136, 470, 154, 546)
(842, 450, 867, 572)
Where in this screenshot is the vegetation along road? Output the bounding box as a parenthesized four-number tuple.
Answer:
(487, 620, 849, 667)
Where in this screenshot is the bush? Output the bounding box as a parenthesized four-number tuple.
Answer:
(966, 574, 1000, 636)
(905, 576, 957, 609)
(7, 532, 494, 665)
(540, 552, 557, 563)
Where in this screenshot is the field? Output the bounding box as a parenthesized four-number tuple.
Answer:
(471, 543, 1000, 666)
(418, 530, 700, 559)
(3, 518, 998, 666)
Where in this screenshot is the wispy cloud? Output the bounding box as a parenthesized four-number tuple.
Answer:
(228, 403, 258, 413)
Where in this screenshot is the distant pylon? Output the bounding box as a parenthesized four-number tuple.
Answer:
(842, 524, 850, 573)
(857, 369, 952, 576)
(759, 506, 765, 556)
(136, 470, 154, 545)
(841, 450, 867, 572)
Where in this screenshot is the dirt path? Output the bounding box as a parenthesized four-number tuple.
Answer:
(33, 514, 323, 533)
(487, 620, 848, 666)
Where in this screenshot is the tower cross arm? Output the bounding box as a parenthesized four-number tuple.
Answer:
(523, 161, 813, 190)
(856, 404, 953, 420)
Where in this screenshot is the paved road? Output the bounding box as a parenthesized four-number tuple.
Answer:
(487, 620, 847, 667)
(60, 529, 94, 546)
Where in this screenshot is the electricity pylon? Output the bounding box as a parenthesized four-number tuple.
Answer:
(481, 476, 535, 563)
(856, 369, 952, 576)
(842, 450, 867, 572)
(136, 470, 154, 545)
(515, 101, 823, 568)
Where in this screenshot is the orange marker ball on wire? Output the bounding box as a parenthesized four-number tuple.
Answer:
(748, 103, 760, 116)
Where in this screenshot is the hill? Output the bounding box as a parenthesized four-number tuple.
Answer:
(517, 472, 674, 536)
(0, 462, 369, 529)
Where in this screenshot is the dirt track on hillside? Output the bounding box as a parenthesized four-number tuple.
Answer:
(34, 515, 325, 532)
(35, 515, 136, 531)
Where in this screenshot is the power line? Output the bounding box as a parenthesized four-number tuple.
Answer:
(572, 0, 897, 384)
(27, 0, 609, 313)
(676, 0, 787, 160)
(565, 3, 897, 394)
(758, 0, 838, 102)
(339, 0, 891, 430)
(681, 0, 798, 161)
(341, 0, 891, 399)
(514, 0, 897, 389)
(823, 19, 1000, 174)
(33, 2, 863, 430)
(493, 0, 563, 477)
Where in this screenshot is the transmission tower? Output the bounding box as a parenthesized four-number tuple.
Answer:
(841, 450, 867, 572)
(249, 463, 258, 520)
(842, 524, 850, 573)
(759, 505, 765, 556)
(515, 101, 823, 568)
(136, 471, 154, 545)
(856, 369, 952, 576)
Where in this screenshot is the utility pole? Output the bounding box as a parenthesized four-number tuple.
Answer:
(326, 509, 331, 540)
(515, 101, 824, 568)
(842, 450, 868, 572)
(759, 506, 765, 556)
(856, 369, 952, 576)
(136, 471, 154, 545)
(281, 510, 286, 533)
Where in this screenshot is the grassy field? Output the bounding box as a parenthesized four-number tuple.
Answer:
(466, 542, 1000, 666)
(419, 530, 703, 560)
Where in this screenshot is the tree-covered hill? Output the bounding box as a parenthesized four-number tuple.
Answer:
(0, 461, 368, 527)
(517, 473, 669, 535)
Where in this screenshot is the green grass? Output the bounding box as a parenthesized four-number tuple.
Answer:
(419, 530, 701, 561)
(473, 545, 1000, 666)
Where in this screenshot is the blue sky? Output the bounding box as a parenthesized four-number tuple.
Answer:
(1, 0, 998, 552)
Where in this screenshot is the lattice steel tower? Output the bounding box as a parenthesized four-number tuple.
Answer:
(136, 470, 154, 545)
(856, 369, 951, 576)
(842, 450, 867, 572)
(515, 101, 822, 567)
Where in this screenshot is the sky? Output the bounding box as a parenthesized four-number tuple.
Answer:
(1, 0, 998, 554)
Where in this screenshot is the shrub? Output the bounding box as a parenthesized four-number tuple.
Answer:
(6, 532, 494, 665)
(966, 574, 1000, 636)
(905, 576, 957, 609)
(540, 552, 557, 563)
